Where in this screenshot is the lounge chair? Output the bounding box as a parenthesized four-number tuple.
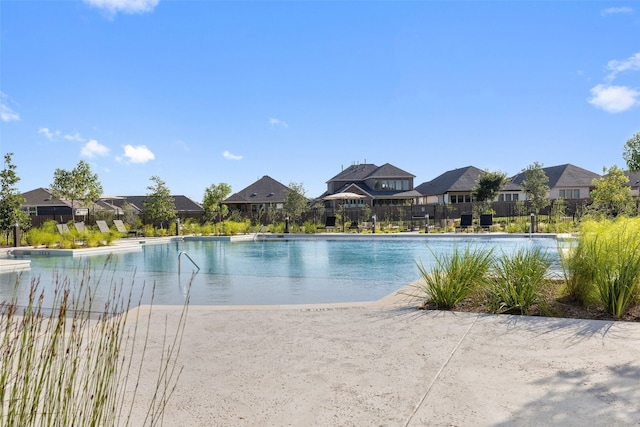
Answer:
(324, 216, 337, 231)
(56, 224, 70, 234)
(74, 222, 85, 233)
(479, 214, 493, 231)
(113, 219, 139, 237)
(95, 220, 110, 233)
(457, 214, 473, 232)
(113, 219, 129, 234)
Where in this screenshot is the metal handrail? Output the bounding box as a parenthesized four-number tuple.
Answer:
(253, 224, 264, 241)
(178, 251, 200, 275)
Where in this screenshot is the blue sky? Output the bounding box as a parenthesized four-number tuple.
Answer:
(1, 1, 639, 202)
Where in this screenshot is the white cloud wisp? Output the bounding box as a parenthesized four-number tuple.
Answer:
(83, 0, 159, 15)
(81, 139, 110, 158)
(122, 144, 155, 163)
(269, 117, 289, 128)
(223, 150, 243, 160)
(588, 84, 639, 113)
(1, 93, 20, 122)
(601, 7, 634, 16)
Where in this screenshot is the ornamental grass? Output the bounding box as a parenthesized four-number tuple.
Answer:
(0, 259, 190, 426)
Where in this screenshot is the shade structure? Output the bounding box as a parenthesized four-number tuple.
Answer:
(323, 192, 366, 200)
(323, 192, 366, 232)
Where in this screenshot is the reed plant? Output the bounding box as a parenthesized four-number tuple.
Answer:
(0, 260, 190, 426)
(560, 217, 640, 317)
(486, 247, 551, 315)
(413, 246, 494, 309)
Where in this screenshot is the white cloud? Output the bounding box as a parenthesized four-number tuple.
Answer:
(223, 150, 243, 160)
(83, 0, 159, 15)
(122, 144, 155, 163)
(1, 93, 20, 122)
(269, 117, 289, 128)
(601, 7, 633, 16)
(38, 127, 60, 140)
(588, 84, 639, 113)
(81, 139, 110, 158)
(64, 132, 85, 142)
(606, 52, 640, 81)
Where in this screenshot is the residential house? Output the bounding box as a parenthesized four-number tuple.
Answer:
(414, 166, 522, 204)
(416, 164, 601, 205)
(625, 171, 640, 197)
(21, 187, 121, 225)
(109, 195, 204, 220)
(223, 175, 291, 214)
(511, 163, 600, 201)
(321, 162, 419, 208)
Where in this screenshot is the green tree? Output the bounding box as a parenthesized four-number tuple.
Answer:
(50, 160, 103, 222)
(144, 176, 176, 229)
(202, 183, 231, 222)
(121, 201, 141, 228)
(0, 153, 30, 244)
(588, 165, 632, 217)
(284, 182, 308, 222)
(520, 162, 550, 214)
(472, 170, 508, 212)
(623, 132, 640, 172)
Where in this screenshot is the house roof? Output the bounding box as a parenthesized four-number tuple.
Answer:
(327, 163, 414, 183)
(118, 195, 203, 212)
(414, 166, 484, 195)
(224, 175, 291, 204)
(511, 164, 600, 188)
(21, 188, 69, 207)
(625, 170, 640, 188)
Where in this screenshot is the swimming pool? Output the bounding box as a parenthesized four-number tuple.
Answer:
(3, 236, 562, 307)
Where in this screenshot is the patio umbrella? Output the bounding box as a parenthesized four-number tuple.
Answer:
(323, 192, 366, 232)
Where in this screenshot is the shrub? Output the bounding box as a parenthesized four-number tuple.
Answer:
(487, 247, 551, 315)
(412, 246, 494, 309)
(561, 217, 640, 317)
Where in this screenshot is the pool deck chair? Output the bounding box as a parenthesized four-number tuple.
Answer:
(74, 221, 85, 233)
(96, 220, 110, 233)
(325, 216, 337, 231)
(56, 223, 70, 234)
(479, 214, 493, 231)
(457, 214, 473, 232)
(113, 219, 128, 234)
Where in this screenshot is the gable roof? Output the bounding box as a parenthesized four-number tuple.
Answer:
(511, 164, 600, 188)
(112, 195, 203, 213)
(625, 170, 640, 188)
(415, 166, 483, 195)
(21, 188, 69, 207)
(327, 162, 414, 183)
(224, 175, 291, 204)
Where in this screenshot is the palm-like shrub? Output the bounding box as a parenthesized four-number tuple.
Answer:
(487, 247, 551, 315)
(414, 246, 494, 309)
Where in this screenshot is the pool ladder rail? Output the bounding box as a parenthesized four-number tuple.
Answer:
(178, 251, 200, 275)
(253, 224, 265, 241)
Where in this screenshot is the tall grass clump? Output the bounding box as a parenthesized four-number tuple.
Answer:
(0, 260, 190, 426)
(487, 247, 552, 315)
(561, 217, 640, 317)
(412, 246, 494, 309)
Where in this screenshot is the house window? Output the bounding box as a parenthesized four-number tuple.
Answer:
(499, 193, 519, 202)
(22, 207, 37, 216)
(559, 189, 580, 199)
(450, 194, 470, 204)
(378, 179, 410, 191)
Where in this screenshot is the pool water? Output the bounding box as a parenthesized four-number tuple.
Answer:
(2, 237, 561, 307)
